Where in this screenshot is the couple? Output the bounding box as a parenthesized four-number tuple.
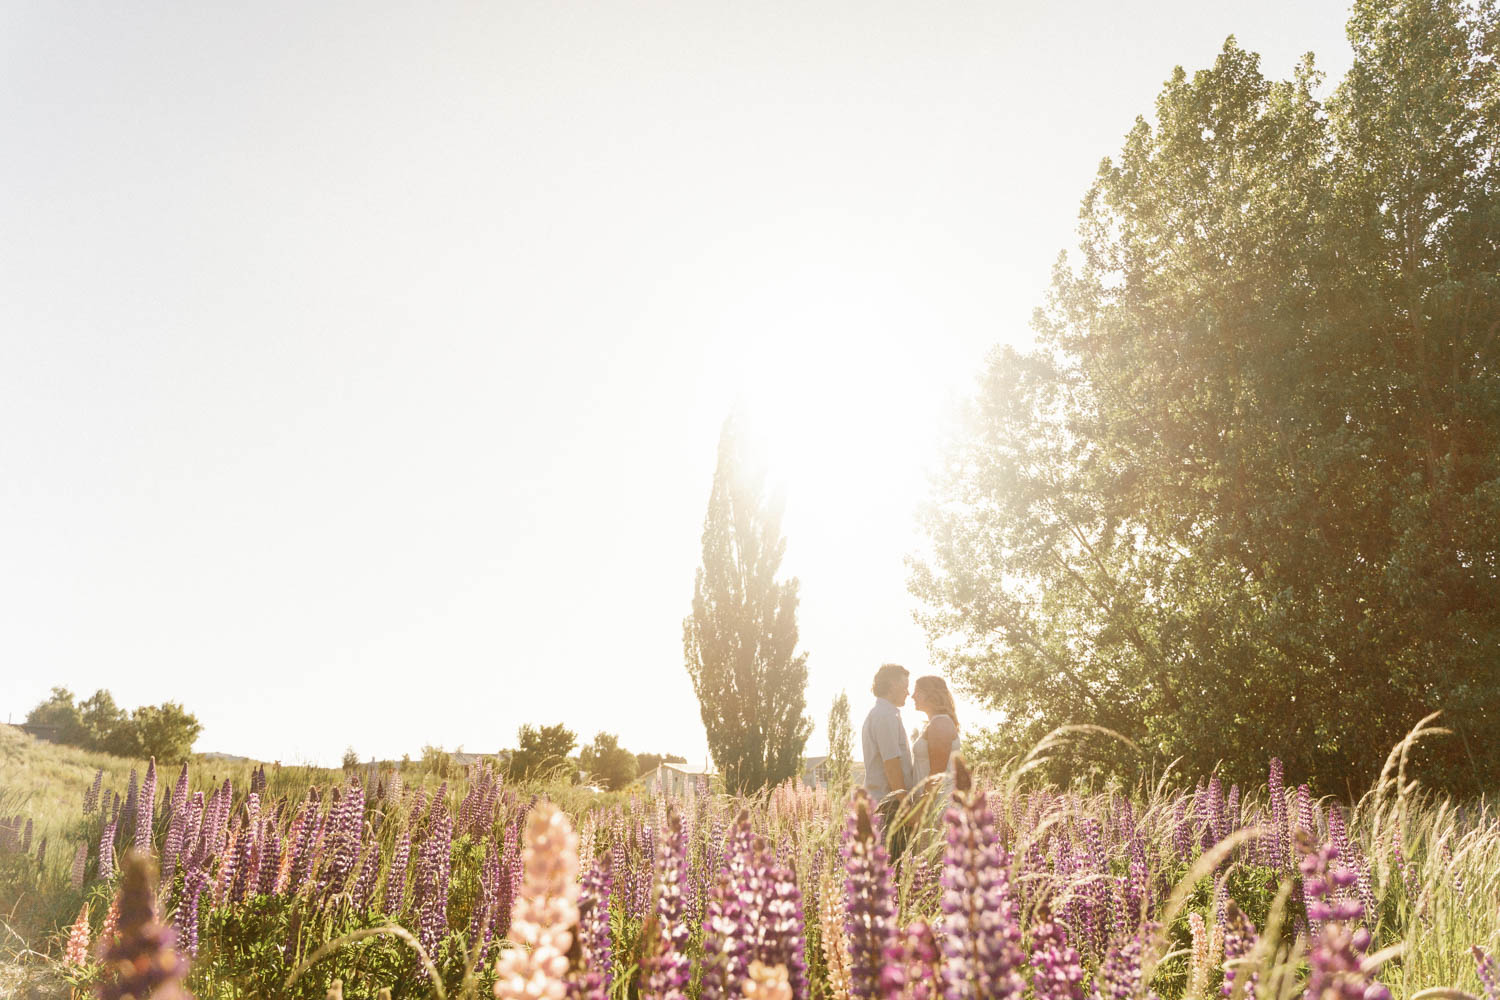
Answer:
(860, 662, 959, 801)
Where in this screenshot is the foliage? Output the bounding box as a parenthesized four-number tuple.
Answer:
(827, 690, 854, 801)
(25, 687, 202, 763)
(578, 732, 637, 790)
(684, 413, 813, 793)
(910, 0, 1500, 794)
(507, 723, 577, 781)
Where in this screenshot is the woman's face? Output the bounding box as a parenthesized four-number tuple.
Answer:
(912, 686, 932, 714)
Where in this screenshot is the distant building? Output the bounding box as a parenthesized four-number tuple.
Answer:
(801, 755, 865, 790)
(640, 761, 716, 797)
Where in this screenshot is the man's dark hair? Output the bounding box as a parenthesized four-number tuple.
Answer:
(871, 663, 909, 698)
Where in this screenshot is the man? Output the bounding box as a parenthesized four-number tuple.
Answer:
(861, 662, 913, 801)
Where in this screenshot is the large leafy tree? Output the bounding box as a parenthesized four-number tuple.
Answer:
(685, 414, 813, 794)
(912, 0, 1499, 793)
(579, 732, 638, 791)
(827, 690, 854, 801)
(507, 723, 578, 781)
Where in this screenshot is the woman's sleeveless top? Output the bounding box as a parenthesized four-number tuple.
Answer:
(912, 713, 958, 783)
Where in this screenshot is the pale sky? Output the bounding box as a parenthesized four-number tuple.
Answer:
(1, 1, 1353, 767)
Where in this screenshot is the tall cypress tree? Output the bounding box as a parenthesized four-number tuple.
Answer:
(684, 414, 812, 794)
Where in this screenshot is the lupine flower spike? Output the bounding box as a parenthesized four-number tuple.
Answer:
(1298, 833, 1389, 1000)
(493, 801, 580, 1000)
(64, 903, 91, 966)
(940, 758, 1024, 1000)
(97, 850, 193, 1000)
(842, 788, 896, 1000)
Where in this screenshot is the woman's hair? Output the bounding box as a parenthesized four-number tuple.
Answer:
(871, 662, 909, 698)
(913, 675, 959, 730)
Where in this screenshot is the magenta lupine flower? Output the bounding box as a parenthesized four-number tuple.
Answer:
(1029, 907, 1085, 1000)
(1300, 835, 1388, 1000)
(175, 865, 209, 958)
(941, 764, 1024, 1000)
(469, 839, 504, 969)
(1267, 759, 1289, 873)
(350, 843, 380, 911)
(85, 769, 104, 815)
(842, 790, 896, 1000)
(1473, 946, 1499, 1000)
(882, 920, 942, 1000)
(1093, 924, 1160, 1000)
(1221, 901, 1259, 999)
(385, 827, 412, 915)
(575, 855, 614, 1000)
(641, 810, 692, 1000)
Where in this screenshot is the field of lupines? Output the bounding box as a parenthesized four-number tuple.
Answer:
(1, 719, 1497, 1000)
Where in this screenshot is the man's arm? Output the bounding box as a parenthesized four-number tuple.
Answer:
(882, 755, 908, 793)
(875, 713, 909, 792)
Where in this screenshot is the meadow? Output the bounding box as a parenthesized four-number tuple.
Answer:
(0, 719, 1496, 1000)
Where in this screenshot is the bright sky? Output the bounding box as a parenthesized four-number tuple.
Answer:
(1, 2, 1353, 767)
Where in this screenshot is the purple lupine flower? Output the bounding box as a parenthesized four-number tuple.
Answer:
(21, 818, 33, 855)
(1029, 907, 1085, 1000)
(384, 827, 412, 915)
(175, 865, 209, 958)
(71, 842, 88, 889)
(1296, 785, 1314, 842)
(700, 811, 757, 1000)
(748, 835, 808, 1000)
(122, 770, 138, 845)
(1267, 758, 1288, 873)
(99, 811, 119, 881)
(575, 855, 614, 1000)
(97, 851, 191, 1000)
(641, 809, 692, 1000)
(321, 780, 364, 897)
(350, 843, 380, 911)
(496, 819, 521, 939)
(135, 758, 157, 856)
(1094, 924, 1159, 1000)
(882, 920, 942, 1000)
(941, 762, 1024, 1000)
(1473, 946, 1499, 1000)
(1300, 833, 1388, 1000)
(257, 824, 282, 896)
(1172, 796, 1193, 862)
(414, 806, 453, 952)
(840, 789, 896, 1000)
(84, 769, 104, 815)
(1222, 901, 1259, 999)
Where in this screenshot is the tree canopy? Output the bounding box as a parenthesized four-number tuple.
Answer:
(685, 413, 813, 794)
(25, 687, 202, 763)
(507, 723, 578, 781)
(579, 732, 638, 790)
(911, 0, 1499, 794)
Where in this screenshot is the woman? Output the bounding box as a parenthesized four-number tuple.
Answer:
(910, 675, 960, 785)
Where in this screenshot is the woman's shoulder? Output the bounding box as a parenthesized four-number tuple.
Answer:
(929, 714, 958, 736)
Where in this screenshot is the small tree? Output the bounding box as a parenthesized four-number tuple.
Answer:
(579, 732, 638, 791)
(129, 702, 202, 763)
(684, 414, 813, 794)
(342, 747, 360, 771)
(24, 687, 86, 745)
(79, 690, 127, 752)
(827, 690, 854, 801)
